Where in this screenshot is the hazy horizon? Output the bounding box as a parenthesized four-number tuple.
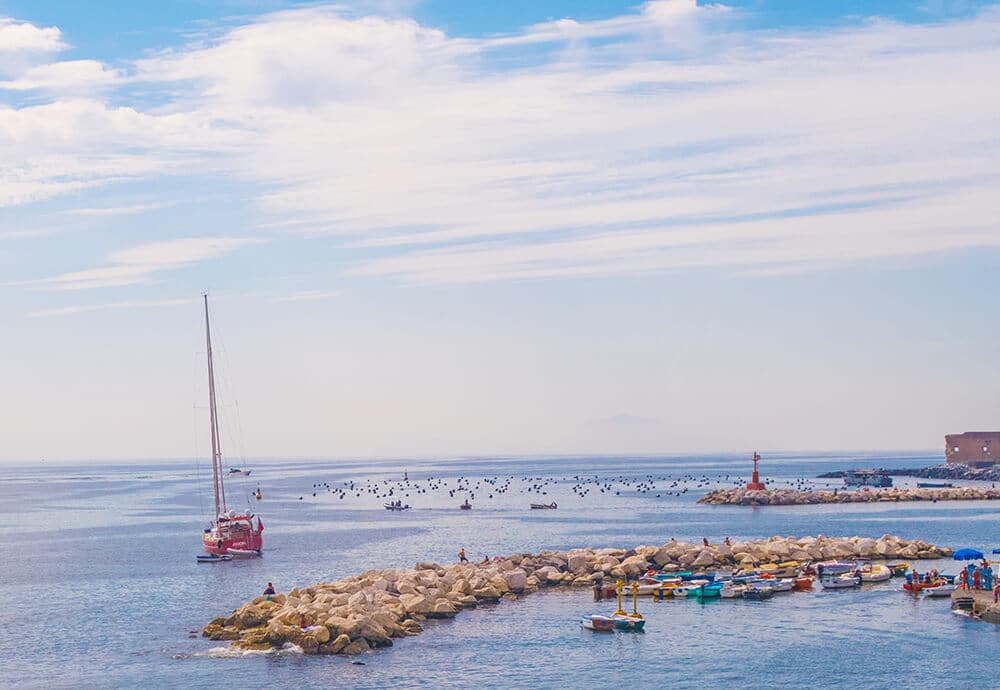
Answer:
(2, 1, 998, 462)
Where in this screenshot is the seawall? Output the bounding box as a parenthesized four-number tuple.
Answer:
(203, 534, 951, 655)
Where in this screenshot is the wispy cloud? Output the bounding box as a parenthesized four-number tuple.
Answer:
(28, 297, 197, 318)
(269, 290, 341, 303)
(3, 2, 1000, 286)
(24, 237, 262, 290)
(61, 201, 176, 216)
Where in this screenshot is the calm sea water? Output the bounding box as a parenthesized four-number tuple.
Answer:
(2, 452, 998, 689)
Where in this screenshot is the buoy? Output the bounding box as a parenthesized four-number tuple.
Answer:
(255, 483, 262, 500)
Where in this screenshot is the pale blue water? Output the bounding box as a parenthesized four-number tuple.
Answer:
(2, 452, 998, 689)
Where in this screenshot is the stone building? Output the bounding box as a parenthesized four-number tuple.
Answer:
(945, 432, 1000, 468)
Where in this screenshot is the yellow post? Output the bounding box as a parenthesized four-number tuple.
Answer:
(631, 582, 642, 619)
(614, 580, 627, 616)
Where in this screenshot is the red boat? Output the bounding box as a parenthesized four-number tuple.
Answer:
(793, 576, 814, 591)
(460, 501, 472, 510)
(199, 295, 263, 558)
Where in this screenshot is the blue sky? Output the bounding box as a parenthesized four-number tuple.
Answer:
(1, 1, 999, 461)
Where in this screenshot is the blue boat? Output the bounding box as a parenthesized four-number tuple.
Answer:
(612, 615, 646, 631)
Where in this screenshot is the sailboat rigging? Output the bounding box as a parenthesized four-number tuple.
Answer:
(200, 294, 263, 558)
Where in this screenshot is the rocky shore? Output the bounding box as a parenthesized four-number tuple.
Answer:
(203, 534, 951, 655)
(699, 486, 1000, 505)
(818, 464, 1000, 482)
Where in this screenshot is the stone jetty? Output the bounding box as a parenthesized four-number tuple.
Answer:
(203, 534, 950, 655)
(699, 486, 1000, 506)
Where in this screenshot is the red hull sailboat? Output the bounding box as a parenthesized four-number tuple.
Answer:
(200, 294, 263, 557)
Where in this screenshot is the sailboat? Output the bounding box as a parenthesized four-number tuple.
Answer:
(200, 294, 263, 558)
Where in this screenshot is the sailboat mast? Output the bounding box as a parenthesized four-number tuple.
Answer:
(204, 294, 227, 517)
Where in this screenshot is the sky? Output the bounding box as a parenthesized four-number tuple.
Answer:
(1, 0, 999, 461)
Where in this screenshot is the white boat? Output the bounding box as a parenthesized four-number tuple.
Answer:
(764, 578, 795, 592)
(580, 614, 615, 632)
(924, 584, 957, 597)
(227, 548, 262, 557)
(859, 565, 892, 582)
(227, 468, 251, 477)
(820, 574, 861, 589)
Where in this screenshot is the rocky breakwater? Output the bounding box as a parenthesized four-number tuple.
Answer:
(202, 535, 950, 655)
(699, 486, 1000, 506)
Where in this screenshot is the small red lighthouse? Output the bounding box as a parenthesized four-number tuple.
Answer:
(746, 451, 766, 491)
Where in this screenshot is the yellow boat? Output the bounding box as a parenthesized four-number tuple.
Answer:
(758, 561, 801, 578)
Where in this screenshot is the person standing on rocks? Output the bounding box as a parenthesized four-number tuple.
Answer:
(458, 548, 468, 563)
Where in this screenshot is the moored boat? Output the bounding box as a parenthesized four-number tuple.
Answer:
(581, 615, 616, 632)
(720, 583, 748, 598)
(888, 562, 910, 577)
(924, 584, 957, 597)
(820, 574, 861, 589)
(742, 587, 774, 600)
(612, 614, 646, 631)
(916, 482, 953, 488)
(859, 564, 892, 582)
(196, 553, 234, 563)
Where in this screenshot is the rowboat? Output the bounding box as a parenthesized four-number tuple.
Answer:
(859, 564, 892, 582)
(692, 584, 724, 599)
(196, 553, 234, 563)
(720, 583, 747, 598)
(820, 574, 860, 589)
(792, 576, 815, 591)
(742, 587, 774, 600)
(581, 615, 615, 632)
(612, 614, 646, 631)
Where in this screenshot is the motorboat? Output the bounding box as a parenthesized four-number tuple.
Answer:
(530, 502, 557, 509)
(812, 561, 855, 577)
(196, 553, 234, 563)
(916, 482, 953, 488)
(887, 562, 910, 577)
(228, 468, 251, 477)
(581, 615, 615, 632)
(823, 573, 862, 588)
(924, 584, 957, 597)
(459, 501, 472, 510)
(384, 503, 411, 511)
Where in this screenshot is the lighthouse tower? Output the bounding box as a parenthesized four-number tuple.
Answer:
(746, 451, 766, 491)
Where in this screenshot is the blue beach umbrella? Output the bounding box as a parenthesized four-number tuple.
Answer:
(993, 549, 1000, 555)
(952, 548, 984, 560)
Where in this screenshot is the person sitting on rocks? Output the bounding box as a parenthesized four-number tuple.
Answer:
(263, 582, 276, 597)
(481, 555, 490, 564)
(724, 537, 731, 546)
(703, 538, 710, 546)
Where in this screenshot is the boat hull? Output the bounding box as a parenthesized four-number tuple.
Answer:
(581, 615, 615, 632)
(203, 516, 263, 556)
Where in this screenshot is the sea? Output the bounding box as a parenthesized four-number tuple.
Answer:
(2, 452, 998, 689)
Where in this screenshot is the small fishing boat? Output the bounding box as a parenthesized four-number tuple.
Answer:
(647, 570, 692, 581)
(384, 503, 411, 511)
(530, 502, 557, 509)
(692, 583, 724, 599)
(888, 562, 910, 577)
(820, 574, 860, 589)
(228, 468, 251, 477)
(720, 583, 747, 598)
(581, 615, 615, 632)
(196, 553, 234, 563)
(742, 587, 774, 600)
(811, 561, 855, 576)
(792, 576, 815, 591)
(916, 482, 953, 488)
(459, 501, 471, 510)
(924, 584, 957, 597)
(612, 614, 646, 631)
(764, 578, 795, 592)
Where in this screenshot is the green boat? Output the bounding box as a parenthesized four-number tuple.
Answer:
(691, 583, 723, 599)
